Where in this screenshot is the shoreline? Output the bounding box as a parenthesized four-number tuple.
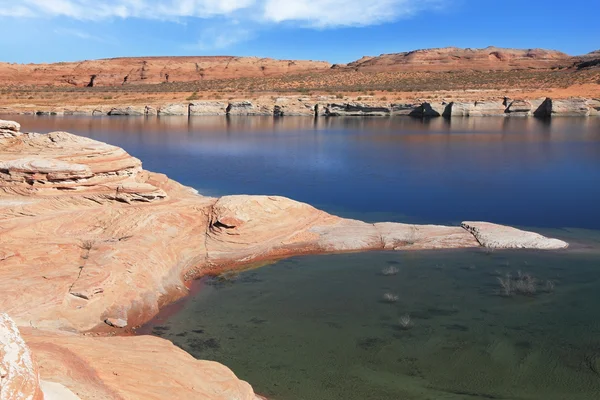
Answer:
(1, 96, 599, 118)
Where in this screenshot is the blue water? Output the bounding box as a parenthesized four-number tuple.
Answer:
(8, 115, 600, 229)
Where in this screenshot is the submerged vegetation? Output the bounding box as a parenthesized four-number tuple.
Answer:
(497, 271, 556, 297)
(381, 266, 399, 276)
(383, 293, 399, 303)
(399, 314, 413, 330)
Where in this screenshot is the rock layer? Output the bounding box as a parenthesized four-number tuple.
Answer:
(8, 96, 599, 119)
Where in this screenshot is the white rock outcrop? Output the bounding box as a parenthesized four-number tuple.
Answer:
(461, 222, 569, 250)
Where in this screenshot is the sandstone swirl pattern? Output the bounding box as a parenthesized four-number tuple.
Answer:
(0, 120, 567, 399)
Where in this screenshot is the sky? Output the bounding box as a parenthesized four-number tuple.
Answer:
(1, 0, 598, 64)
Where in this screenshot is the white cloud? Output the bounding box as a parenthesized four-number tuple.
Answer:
(2, 0, 443, 27)
(263, 0, 436, 28)
(5, 0, 256, 20)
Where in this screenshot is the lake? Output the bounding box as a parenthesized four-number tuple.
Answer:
(6, 115, 600, 399)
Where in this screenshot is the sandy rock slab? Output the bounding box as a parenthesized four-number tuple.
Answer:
(23, 329, 259, 400)
(462, 221, 569, 250)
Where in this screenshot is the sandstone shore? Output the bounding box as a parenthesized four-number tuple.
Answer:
(0, 119, 569, 399)
(1, 96, 599, 118)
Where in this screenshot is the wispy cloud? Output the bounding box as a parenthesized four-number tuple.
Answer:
(2, 0, 444, 27)
(263, 0, 443, 28)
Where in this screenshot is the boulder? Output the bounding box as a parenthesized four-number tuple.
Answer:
(189, 101, 228, 116)
(108, 106, 145, 116)
(158, 103, 189, 116)
(470, 101, 506, 116)
(0, 313, 44, 400)
(461, 222, 568, 250)
(506, 100, 532, 116)
(325, 103, 391, 117)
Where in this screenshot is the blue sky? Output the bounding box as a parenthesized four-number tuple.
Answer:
(1, 0, 598, 64)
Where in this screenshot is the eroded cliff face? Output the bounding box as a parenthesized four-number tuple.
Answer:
(0, 120, 568, 399)
(346, 47, 573, 71)
(0, 56, 331, 87)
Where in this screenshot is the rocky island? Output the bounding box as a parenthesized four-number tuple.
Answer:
(0, 119, 569, 399)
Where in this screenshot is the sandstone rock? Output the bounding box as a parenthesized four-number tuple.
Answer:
(272, 100, 316, 116)
(588, 99, 600, 116)
(92, 109, 107, 116)
(347, 46, 572, 72)
(0, 314, 44, 400)
(376, 223, 479, 249)
(550, 98, 591, 116)
(158, 103, 189, 116)
(0, 120, 20, 132)
(390, 103, 420, 116)
(40, 381, 81, 400)
(532, 97, 552, 117)
(104, 318, 127, 328)
(470, 101, 506, 116)
(108, 106, 145, 116)
(24, 330, 259, 400)
(413, 102, 449, 117)
(0, 56, 332, 87)
(506, 100, 532, 116)
(461, 222, 568, 249)
(448, 102, 474, 116)
(63, 109, 93, 116)
(145, 106, 158, 116)
(226, 101, 271, 116)
(189, 101, 228, 116)
(325, 103, 391, 117)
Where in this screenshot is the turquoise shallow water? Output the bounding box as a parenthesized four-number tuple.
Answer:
(142, 230, 600, 400)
